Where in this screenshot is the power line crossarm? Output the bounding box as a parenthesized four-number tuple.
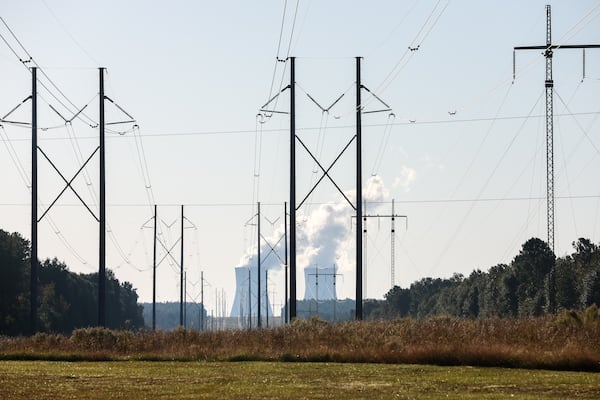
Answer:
(514, 44, 600, 50)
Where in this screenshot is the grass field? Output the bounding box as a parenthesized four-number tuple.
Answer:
(3, 313, 600, 370)
(1, 361, 599, 399)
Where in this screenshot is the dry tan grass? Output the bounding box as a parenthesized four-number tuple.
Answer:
(2, 308, 600, 370)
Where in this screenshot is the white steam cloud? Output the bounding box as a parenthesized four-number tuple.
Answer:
(233, 176, 392, 303)
(393, 166, 417, 192)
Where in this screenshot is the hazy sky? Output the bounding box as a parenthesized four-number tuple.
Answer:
(1, 1, 599, 316)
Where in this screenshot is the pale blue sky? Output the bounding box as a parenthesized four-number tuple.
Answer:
(1, 1, 599, 316)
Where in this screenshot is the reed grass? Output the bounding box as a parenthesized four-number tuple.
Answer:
(2, 308, 600, 371)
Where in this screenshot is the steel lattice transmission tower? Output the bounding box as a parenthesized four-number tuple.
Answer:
(543, 5, 555, 252)
(514, 4, 600, 252)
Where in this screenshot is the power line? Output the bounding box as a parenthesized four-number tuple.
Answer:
(3, 111, 599, 140)
(371, 0, 449, 100)
(40, 0, 101, 66)
(263, 0, 289, 106)
(259, 0, 300, 121)
(3, 195, 600, 208)
(284, 0, 301, 60)
(432, 90, 544, 270)
(0, 16, 98, 127)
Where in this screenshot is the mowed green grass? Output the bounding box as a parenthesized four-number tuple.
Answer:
(1, 361, 599, 399)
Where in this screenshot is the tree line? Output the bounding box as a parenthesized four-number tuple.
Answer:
(0, 229, 144, 335)
(141, 302, 208, 331)
(4, 225, 600, 333)
(367, 237, 600, 319)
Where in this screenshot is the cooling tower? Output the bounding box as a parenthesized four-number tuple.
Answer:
(230, 265, 273, 318)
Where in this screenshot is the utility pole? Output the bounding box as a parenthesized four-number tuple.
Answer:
(289, 56, 297, 320)
(284, 201, 288, 324)
(391, 199, 396, 287)
(247, 267, 251, 329)
(180, 205, 184, 327)
(257, 201, 262, 328)
(152, 204, 157, 331)
(222, 288, 226, 330)
(215, 288, 218, 330)
(183, 271, 187, 329)
(514, 4, 600, 252)
(29, 66, 136, 329)
(356, 56, 363, 320)
(315, 268, 319, 316)
(200, 271, 204, 331)
(98, 67, 106, 328)
(308, 268, 342, 320)
(355, 208, 408, 290)
(31, 68, 108, 328)
(275, 56, 389, 321)
(265, 269, 269, 327)
(25, 67, 132, 330)
(333, 268, 338, 322)
(363, 200, 367, 298)
(30, 67, 37, 335)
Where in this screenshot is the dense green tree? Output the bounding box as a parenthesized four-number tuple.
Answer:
(480, 264, 510, 317)
(381, 237, 600, 319)
(433, 273, 464, 316)
(409, 277, 453, 317)
(38, 259, 96, 332)
(582, 270, 600, 307)
(0, 230, 30, 335)
(460, 270, 485, 317)
(0, 228, 144, 335)
(512, 238, 555, 316)
(38, 283, 70, 332)
(572, 238, 599, 267)
(553, 258, 580, 311)
(384, 286, 411, 317)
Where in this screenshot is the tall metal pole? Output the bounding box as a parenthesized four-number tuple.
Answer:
(98, 67, 106, 327)
(257, 201, 262, 328)
(289, 57, 297, 320)
(180, 204, 184, 327)
(30, 67, 38, 335)
(284, 201, 288, 324)
(363, 200, 367, 298)
(221, 289, 224, 330)
(215, 288, 218, 330)
(184, 271, 187, 329)
(391, 199, 395, 287)
(315, 267, 319, 316)
(152, 204, 157, 331)
(333, 269, 337, 322)
(247, 267, 251, 329)
(200, 271, 204, 331)
(355, 57, 363, 320)
(544, 4, 555, 252)
(265, 269, 269, 328)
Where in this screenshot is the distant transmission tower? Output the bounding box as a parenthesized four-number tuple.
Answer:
(514, 4, 600, 252)
(391, 199, 395, 287)
(260, 57, 392, 320)
(358, 201, 407, 291)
